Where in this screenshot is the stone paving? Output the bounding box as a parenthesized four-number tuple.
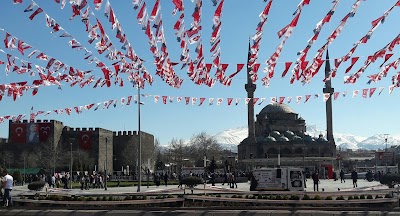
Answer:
(11, 178, 387, 196)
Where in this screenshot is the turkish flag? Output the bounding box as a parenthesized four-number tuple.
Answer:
(39, 123, 52, 142)
(79, 131, 92, 150)
(11, 123, 27, 144)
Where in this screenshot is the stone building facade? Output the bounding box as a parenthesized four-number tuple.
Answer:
(238, 103, 337, 177)
(1, 119, 155, 175)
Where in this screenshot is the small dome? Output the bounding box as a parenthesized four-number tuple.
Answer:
(277, 136, 290, 142)
(292, 135, 303, 141)
(284, 130, 295, 139)
(256, 136, 265, 142)
(265, 136, 277, 142)
(317, 137, 327, 142)
(270, 131, 281, 139)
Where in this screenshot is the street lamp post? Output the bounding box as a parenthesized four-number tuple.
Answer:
(70, 140, 73, 189)
(23, 154, 26, 185)
(105, 137, 108, 190)
(384, 134, 389, 173)
(137, 86, 142, 192)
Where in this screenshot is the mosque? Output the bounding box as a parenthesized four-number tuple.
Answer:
(238, 50, 337, 178)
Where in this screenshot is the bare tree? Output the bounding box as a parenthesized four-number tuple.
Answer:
(187, 132, 223, 167)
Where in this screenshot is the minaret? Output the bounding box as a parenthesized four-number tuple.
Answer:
(245, 40, 256, 142)
(323, 49, 335, 143)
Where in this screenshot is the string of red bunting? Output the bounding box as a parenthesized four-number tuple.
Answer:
(0, 85, 397, 124)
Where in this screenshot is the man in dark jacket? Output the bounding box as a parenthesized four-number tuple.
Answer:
(340, 170, 345, 183)
(351, 170, 358, 188)
(312, 171, 319, 192)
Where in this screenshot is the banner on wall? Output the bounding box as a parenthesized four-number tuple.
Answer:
(79, 131, 92, 150)
(26, 123, 39, 144)
(38, 123, 52, 142)
(10, 123, 26, 144)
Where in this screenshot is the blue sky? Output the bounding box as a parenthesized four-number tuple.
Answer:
(0, 0, 399, 145)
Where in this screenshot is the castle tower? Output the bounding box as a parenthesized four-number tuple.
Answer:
(323, 49, 335, 143)
(245, 40, 256, 142)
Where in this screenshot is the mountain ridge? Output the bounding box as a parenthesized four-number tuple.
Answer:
(213, 126, 400, 152)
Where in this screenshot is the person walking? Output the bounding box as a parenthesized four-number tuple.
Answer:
(2, 170, 13, 207)
(340, 170, 345, 183)
(351, 169, 358, 188)
(163, 173, 168, 187)
(312, 171, 319, 192)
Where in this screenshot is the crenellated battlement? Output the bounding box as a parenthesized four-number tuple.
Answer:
(113, 131, 138, 137)
(10, 119, 63, 125)
(63, 127, 99, 132)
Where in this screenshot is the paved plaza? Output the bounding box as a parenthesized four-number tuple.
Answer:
(11, 178, 388, 197)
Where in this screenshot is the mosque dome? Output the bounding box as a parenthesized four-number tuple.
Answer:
(304, 135, 315, 142)
(265, 136, 277, 142)
(277, 136, 290, 142)
(284, 130, 295, 139)
(269, 131, 281, 139)
(259, 103, 295, 116)
(292, 135, 303, 141)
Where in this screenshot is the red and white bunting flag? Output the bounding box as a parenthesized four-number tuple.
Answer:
(333, 92, 340, 100)
(362, 89, 368, 98)
(270, 97, 277, 104)
(29, 8, 43, 20)
(282, 62, 292, 78)
(169, 96, 174, 103)
(126, 96, 132, 105)
(192, 97, 197, 105)
(253, 98, 259, 105)
(258, 98, 266, 105)
(136, 2, 147, 25)
(227, 98, 233, 105)
(287, 97, 292, 104)
(378, 87, 385, 95)
(65, 107, 72, 115)
(323, 93, 330, 102)
(296, 96, 302, 103)
(279, 97, 285, 104)
(149, 0, 160, 21)
(217, 98, 223, 105)
(304, 95, 311, 103)
(134, 95, 138, 104)
(84, 103, 95, 110)
(162, 96, 167, 104)
(185, 97, 190, 105)
(352, 90, 359, 98)
(199, 98, 206, 106)
(245, 98, 251, 105)
(209, 98, 214, 105)
(94, 0, 103, 10)
(74, 106, 81, 114)
(369, 88, 376, 97)
(177, 96, 182, 103)
(120, 98, 125, 106)
(345, 57, 359, 73)
(389, 85, 395, 94)
(44, 111, 51, 116)
(154, 95, 159, 103)
(235, 98, 241, 106)
(93, 102, 101, 111)
(343, 91, 347, 97)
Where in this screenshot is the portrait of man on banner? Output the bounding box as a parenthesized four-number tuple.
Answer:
(26, 123, 39, 144)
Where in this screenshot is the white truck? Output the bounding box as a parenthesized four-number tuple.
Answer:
(250, 167, 304, 191)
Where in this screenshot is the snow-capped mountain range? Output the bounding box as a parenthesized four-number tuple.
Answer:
(213, 126, 400, 152)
